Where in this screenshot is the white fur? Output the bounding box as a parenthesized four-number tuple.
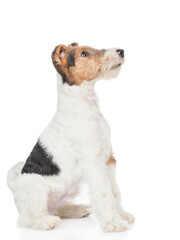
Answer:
(100, 48, 125, 79)
(7, 48, 134, 231)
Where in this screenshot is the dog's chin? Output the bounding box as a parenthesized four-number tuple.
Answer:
(110, 62, 122, 70)
(101, 64, 122, 80)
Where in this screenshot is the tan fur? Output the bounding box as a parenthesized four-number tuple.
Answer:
(102, 193, 107, 198)
(55, 204, 91, 218)
(114, 193, 118, 198)
(67, 42, 79, 50)
(52, 43, 105, 85)
(106, 155, 116, 166)
(69, 47, 105, 85)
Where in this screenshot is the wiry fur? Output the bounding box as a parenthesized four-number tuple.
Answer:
(7, 43, 134, 232)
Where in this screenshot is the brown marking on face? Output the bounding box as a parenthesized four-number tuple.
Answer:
(69, 46, 105, 85)
(51, 43, 105, 85)
(106, 155, 116, 166)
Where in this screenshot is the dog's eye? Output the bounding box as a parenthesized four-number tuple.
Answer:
(81, 51, 89, 57)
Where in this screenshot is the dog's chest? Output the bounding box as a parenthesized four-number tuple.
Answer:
(40, 85, 112, 160)
(65, 100, 111, 145)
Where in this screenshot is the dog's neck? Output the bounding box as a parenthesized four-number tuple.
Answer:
(56, 73, 98, 112)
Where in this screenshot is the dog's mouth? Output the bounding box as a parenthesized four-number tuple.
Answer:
(111, 63, 122, 70)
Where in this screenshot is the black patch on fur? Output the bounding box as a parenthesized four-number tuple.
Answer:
(67, 52, 75, 67)
(71, 42, 76, 46)
(21, 141, 60, 176)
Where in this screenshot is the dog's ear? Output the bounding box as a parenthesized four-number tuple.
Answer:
(51, 44, 69, 68)
(67, 42, 79, 49)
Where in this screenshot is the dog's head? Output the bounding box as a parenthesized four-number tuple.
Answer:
(52, 42, 125, 85)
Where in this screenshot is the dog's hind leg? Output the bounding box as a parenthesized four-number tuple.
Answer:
(55, 204, 91, 218)
(15, 174, 61, 230)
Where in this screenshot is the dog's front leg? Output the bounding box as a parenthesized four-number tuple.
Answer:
(107, 156, 135, 224)
(86, 161, 128, 232)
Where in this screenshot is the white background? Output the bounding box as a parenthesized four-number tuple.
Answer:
(0, 0, 180, 239)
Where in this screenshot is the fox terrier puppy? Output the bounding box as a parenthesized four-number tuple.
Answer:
(7, 42, 134, 232)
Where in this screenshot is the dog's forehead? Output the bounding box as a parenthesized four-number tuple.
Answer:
(70, 46, 98, 54)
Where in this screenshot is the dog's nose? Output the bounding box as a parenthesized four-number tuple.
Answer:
(116, 49, 124, 58)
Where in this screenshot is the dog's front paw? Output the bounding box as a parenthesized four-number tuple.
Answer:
(102, 217, 128, 232)
(120, 211, 135, 223)
(33, 215, 61, 230)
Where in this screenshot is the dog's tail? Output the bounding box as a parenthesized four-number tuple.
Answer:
(7, 161, 24, 191)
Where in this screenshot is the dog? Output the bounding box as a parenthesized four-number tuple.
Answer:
(7, 42, 134, 232)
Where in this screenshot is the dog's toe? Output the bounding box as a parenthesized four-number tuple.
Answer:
(102, 217, 128, 232)
(120, 211, 135, 223)
(32, 215, 61, 230)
